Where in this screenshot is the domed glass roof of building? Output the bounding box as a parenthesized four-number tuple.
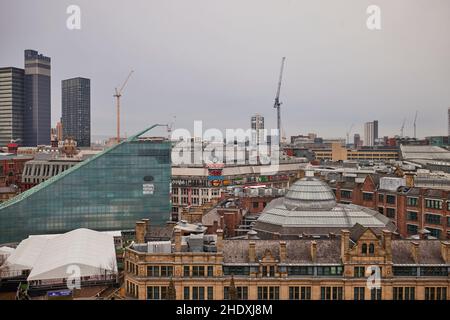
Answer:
(253, 177, 396, 239)
(284, 178, 337, 211)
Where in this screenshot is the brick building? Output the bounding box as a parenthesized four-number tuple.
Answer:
(330, 175, 450, 240)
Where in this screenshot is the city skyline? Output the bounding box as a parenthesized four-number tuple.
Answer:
(1, 0, 449, 139)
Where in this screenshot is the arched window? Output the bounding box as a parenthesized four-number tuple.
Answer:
(369, 243, 375, 255)
(362, 243, 367, 254)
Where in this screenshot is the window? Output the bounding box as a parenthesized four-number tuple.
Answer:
(160, 266, 173, 277)
(287, 266, 314, 276)
(386, 195, 396, 204)
(363, 192, 373, 201)
(425, 287, 447, 300)
(354, 266, 365, 278)
(420, 267, 448, 277)
(224, 286, 248, 300)
(289, 286, 311, 300)
(393, 266, 418, 276)
(371, 288, 382, 300)
(183, 266, 190, 277)
(425, 199, 442, 210)
(340, 190, 352, 199)
(393, 287, 415, 300)
(317, 266, 343, 276)
(386, 208, 396, 218)
(362, 244, 368, 255)
(378, 207, 384, 214)
(406, 197, 418, 207)
(183, 287, 190, 300)
(192, 287, 205, 300)
(354, 287, 365, 300)
(257, 286, 279, 300)
(378, 194, 384, 203)
(147, 286, 160, 300)
(407, 211, 418, 221)
(407, 224, 419, 235)
(320, 287, 343, 300)
(223, 266, 250, 276)
(427, 228, 441, 238)
(192, 266, 205, 277)
(207, 287, 214, 300)
(207, 266, 214, 277)
(425, 214, 441, 225)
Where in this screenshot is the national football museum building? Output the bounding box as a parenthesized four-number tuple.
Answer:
(0, 125, 171, 244)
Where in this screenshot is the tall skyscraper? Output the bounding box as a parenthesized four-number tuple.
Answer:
(23, 50, 51, 146)
(251, 114, 265, 145)
(364, 121, 374, 147)
(62, 77, 91, 147)
(353, 133, 361, 148)
(373, 120, 378, 141)
(0, 67, 25, 146)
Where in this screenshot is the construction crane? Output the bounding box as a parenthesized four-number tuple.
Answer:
(400, 118, 406, 138)
(413, 111, 418, 139)
(273, 57, 286, 148)
(114, 70, 134, 143)
(346, 123, 354, 146)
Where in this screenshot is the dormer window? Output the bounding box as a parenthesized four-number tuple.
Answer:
(369, 243, 375, 255)
(362, 243, 368, 255)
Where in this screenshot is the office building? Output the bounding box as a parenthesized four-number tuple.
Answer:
(23, 50, 51, 147)
(364, 121, 378, 147)
(353, 134, 361, 149)
(0, 67, 25, 146)
(62, 77, 91, 147)
(251, 114, 265, 145)
(0, 125, 171, 244)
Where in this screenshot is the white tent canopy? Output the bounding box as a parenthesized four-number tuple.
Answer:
(3, 229, 117, 282)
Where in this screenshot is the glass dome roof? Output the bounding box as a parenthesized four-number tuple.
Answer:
(283, 177, 337, 211)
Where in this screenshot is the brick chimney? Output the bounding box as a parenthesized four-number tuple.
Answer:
(310, 241, 317, 263)
(135, 221, 146, 243)
(174, 228, 182, 252)
(279, 241, 287, 262)
(141, 218, 150, 234)
(341, 230, 350, 260)
(441, 241, 450, 263)
(411, 241, 420, 263)
(249, 241, 256, 263)
(216, 229, 224, 252)
(382, 230, 392, 258)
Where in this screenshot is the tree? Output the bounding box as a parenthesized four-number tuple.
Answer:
(165, 277, 176, 300)
(228, 275, 239, 300)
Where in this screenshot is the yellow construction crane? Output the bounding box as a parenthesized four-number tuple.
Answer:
(114, 70, 134, 143)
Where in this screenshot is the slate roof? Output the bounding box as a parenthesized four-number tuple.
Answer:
(391, 240, 446, 264)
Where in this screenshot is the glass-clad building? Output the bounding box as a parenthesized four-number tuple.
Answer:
(0, 125, 171, 244)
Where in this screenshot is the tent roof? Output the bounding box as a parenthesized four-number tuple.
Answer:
(5, 229, 117, 281)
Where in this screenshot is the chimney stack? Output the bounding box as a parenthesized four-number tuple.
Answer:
(141, 218, 150, 234)
(311, 241, 317, 263)
(174, 228, 182, 252)
(249, 241, 256, 263)
(341, 230, 350, 260)
(382, 230, 392, 258)
(279, 241, 287, 262)
(135, 221, 146, 243)
(216, 229, 224, 252)
(411, 241, 420, 263)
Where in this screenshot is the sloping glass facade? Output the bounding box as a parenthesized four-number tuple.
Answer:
(0, 125, 171, 243)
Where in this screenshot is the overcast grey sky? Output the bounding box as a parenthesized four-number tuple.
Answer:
(1, 0, 450, 140)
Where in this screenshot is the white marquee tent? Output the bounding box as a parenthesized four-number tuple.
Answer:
(2, 228, 117, 283)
